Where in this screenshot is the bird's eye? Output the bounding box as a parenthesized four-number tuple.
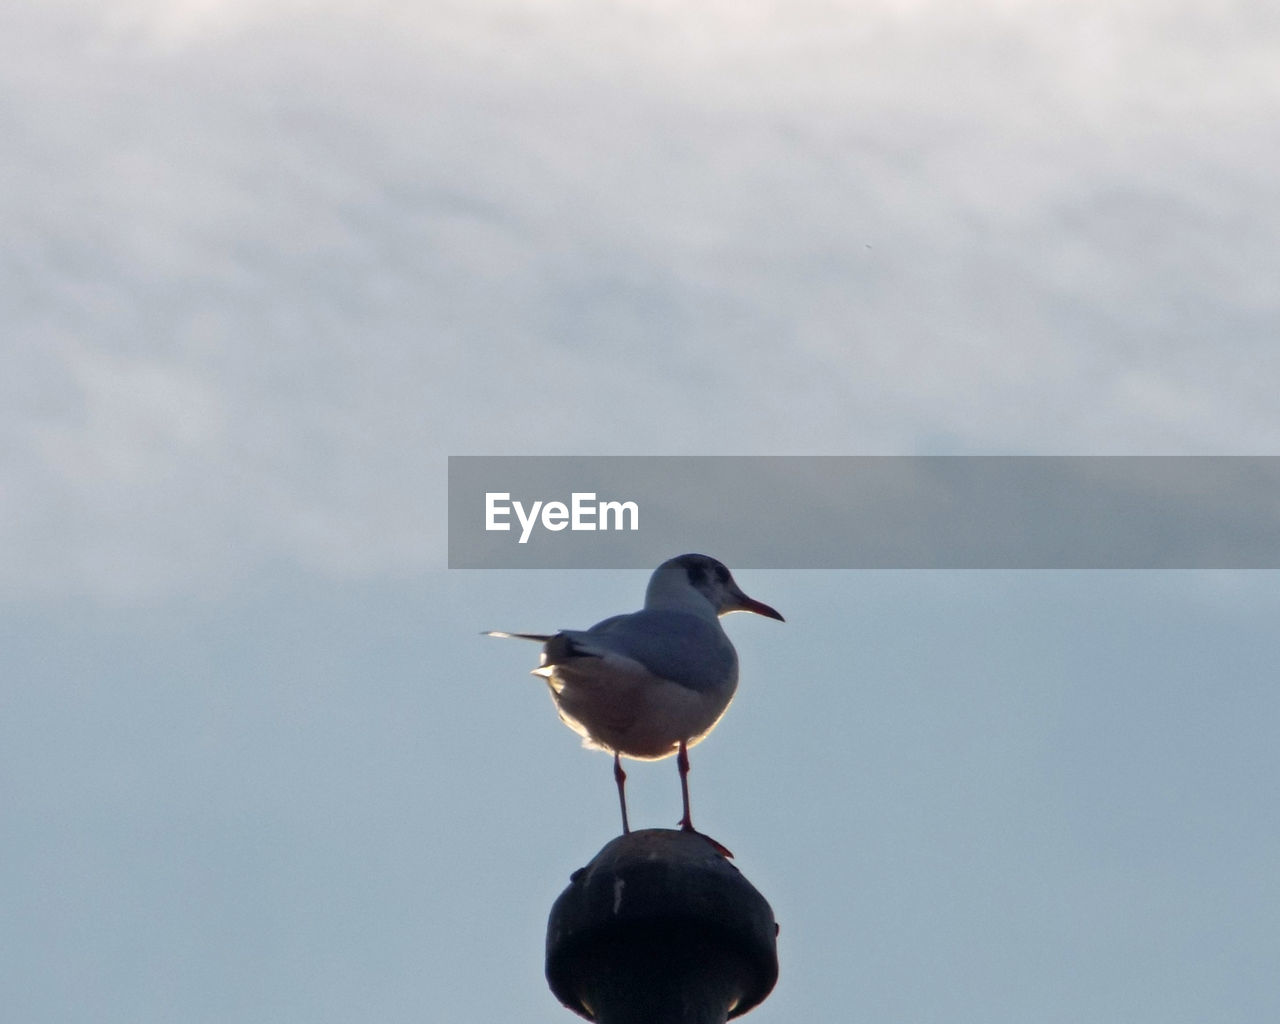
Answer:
(714, 565, 730, 584)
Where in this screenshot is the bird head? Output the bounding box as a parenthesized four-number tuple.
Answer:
(646, 553, 785, 621)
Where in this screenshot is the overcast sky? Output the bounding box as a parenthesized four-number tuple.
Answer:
(4, 3, 1279, 1022)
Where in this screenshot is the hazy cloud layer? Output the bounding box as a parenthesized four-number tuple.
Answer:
(6, 1, 1279, 598)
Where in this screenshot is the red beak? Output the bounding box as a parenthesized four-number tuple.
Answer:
(733, 593, 785, 622)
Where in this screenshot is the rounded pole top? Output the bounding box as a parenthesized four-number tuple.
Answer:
(546, 829, 779, 1023)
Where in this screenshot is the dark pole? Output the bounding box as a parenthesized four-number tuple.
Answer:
(546, 829, 779, 1024)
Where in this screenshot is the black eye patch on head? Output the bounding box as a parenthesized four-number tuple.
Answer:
(685, 562, 708, 587)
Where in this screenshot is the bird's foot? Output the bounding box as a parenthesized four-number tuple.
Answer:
(680, 821, 734, 859)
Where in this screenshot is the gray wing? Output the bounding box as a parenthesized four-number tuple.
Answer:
(546, 609, 738, 693)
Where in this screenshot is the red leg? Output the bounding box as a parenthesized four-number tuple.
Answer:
(677, 740, 693, 832)
(613, 752, 631, 834)
(675, 740, 733, 857)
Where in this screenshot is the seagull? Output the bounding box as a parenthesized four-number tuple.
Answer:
(487, 553, 783, 841)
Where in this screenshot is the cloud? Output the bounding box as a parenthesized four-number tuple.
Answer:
(4, 1, 1278, 599)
